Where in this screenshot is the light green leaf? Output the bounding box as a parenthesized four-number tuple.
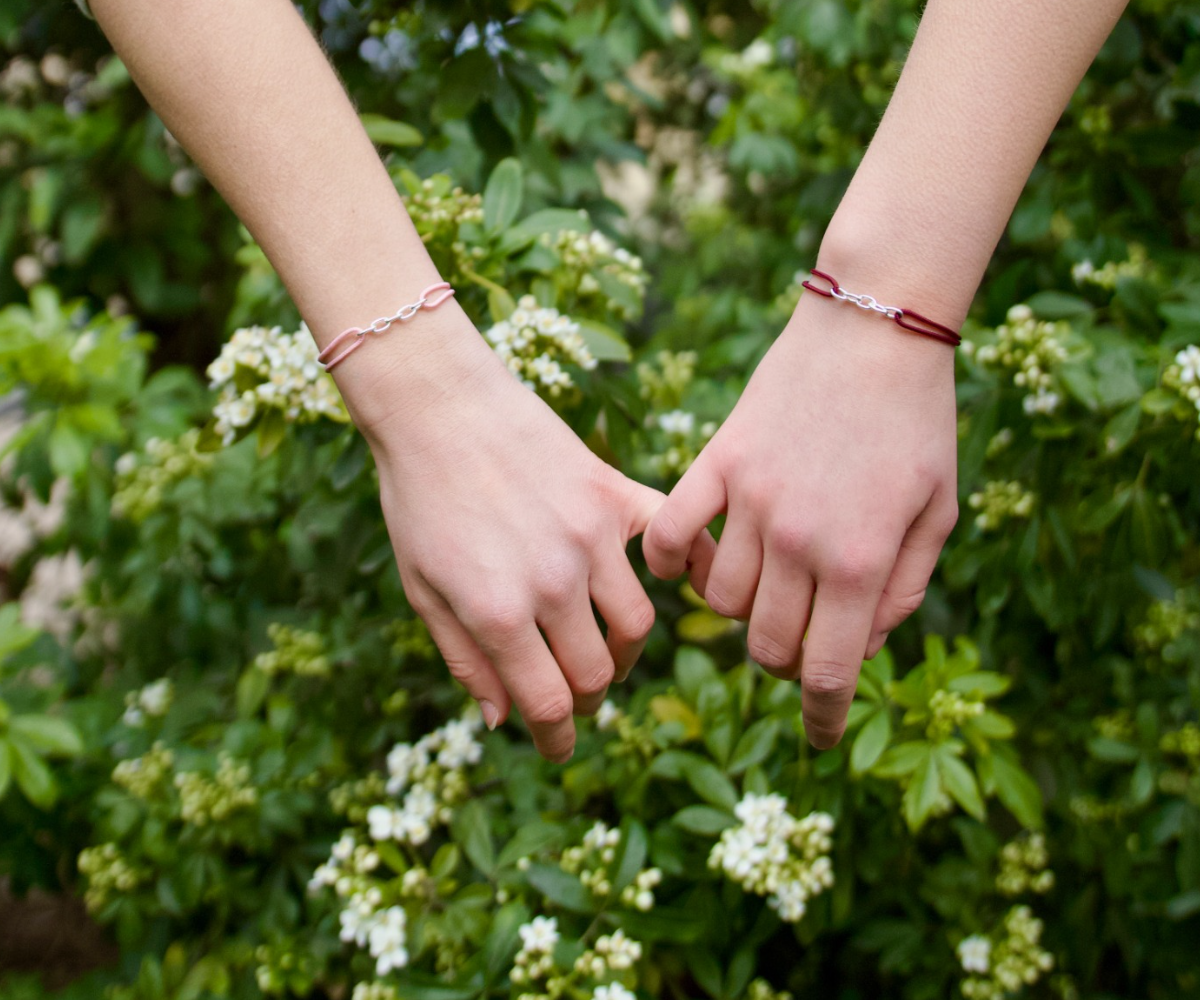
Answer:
(9, 715, 83, 756)
(672, 805, 735, 836)
(610, 818, 648, 896)
(525, 863, 593, 913)
(902, 748, 940, 831)
(728, 717, 780, 774)
(359, 113, 423, 147)
(990, 752, 1044, 829)
(483, 158, 524, 234)
(850, 709, 891, 775)
(236, 667, 271, 718)
(9, 735, 57, 808)
(576, 319, 632, 363)
(497, 820, 563, 869)
(497, 209, 590, 253)
(451, 798, 495, 875)
(679, 754, 739, 810)
(937, 747, 986, 820)
(947, 672, 1011, 699)
(871, 740, 929, 779)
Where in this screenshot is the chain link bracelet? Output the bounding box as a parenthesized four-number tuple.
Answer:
(800, 269, 961, 347)
(317, 282, 457, 372)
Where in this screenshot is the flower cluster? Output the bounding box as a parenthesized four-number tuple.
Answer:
(511, 915, 644, 1000)
(574, 929, 643, 979)
(1161, 723, 1200, 761)
(112, 430, 213, 522)
(112, 742, 175, 800)
(642, 409, 718, 479)
(402, 176, 485, 278)
(959, 906, 1054, 1000)
(121, 678, 173, 727)
(485, 297, 597, 402)
(352, 984, 399, 1000)
(174, 753, 258, 826)
(329, 772, 389, 824)
(747, 979, 794, 1000)
(963, 304, 1069, 416)
(254, 938, 321, 997)
(996, 834, 1055, 896)
(594, 700, 658, 760)
(1163, 344, 1200, 440)
(1071, 244, 1149, 290)
(77, 842, 147, 912)
(19, 549, 86, 642)
(1134, 593, 1199, 652)
(207, 324, 348, 446)
(559, 821, 663, 911)
(254, 623, 330, 678)
(544, 229, 648, 320)
(708, 794, 835, 922)
(967, 480, 1035, 532)
(637, 350, 697, 410)
(926, 689, 985, 741)
(511, 915, 560, 986)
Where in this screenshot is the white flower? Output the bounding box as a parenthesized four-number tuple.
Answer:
(138, 678, 172, 716)
(596, 700, 622, 730)
(596, 929, 642, 970)
(656, 409, 695, 436)
(1176, 344, 1200, 384)
(957, 934, 992, 974)
(593, 984, 637, 1000)
(435, 718, 483, 769)
(518, 915, 560, 955)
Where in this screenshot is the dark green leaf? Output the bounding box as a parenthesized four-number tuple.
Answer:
(483, 158, 524, 234)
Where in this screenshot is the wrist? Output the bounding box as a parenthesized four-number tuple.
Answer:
(330, 301, 502, 452)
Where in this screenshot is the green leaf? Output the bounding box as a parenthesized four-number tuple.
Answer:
(9, 735, 57, 808)
(937, 747, 986, 820)
(0, 741, 11, 800)
(498, 820, 563, 869)
(256, 409, 287, 458)
(672, 805, 735, 836)
(488, 285, 517, 324)
(485, 901, 529, 981)
(850, 709, 891, 775)
(483, 158, 524, 234)
(610, 818, 648, 897)
(902, 748, 940, 831)
(497, 209, 590, 253)
(524, 863, 594, 913)
(1026, 290, 1093, 319)
(678, 754, 739, 810)
(48, 422, 88, 477)
(728, 717, 780, 774)
(0, 603, 39, 663)
(451, 798, 495, 876)
(236, 667, 271, 719)
(8, 715, 83, 756)
(1087, 737, 1141, 763)
(359, 113, 423, 147)
(947, 672, 1011, 699)
(990, 752, 1044, 829)
(871, 740, 929, 779)
(576, 319, 632, 363)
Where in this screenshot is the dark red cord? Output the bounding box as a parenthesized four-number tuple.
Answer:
(801, 269, 961, 348)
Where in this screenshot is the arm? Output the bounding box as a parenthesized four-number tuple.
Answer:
(89, 0, 680, 761)
(645, 0, 1129, 748)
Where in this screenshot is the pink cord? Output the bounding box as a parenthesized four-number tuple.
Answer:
(318, 282, 456, 372)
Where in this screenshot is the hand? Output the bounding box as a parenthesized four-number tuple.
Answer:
(345, 308, 691, 762)
(644, 294, 959, 749)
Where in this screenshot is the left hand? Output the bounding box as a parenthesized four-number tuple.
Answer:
(643, 292, 959, 749)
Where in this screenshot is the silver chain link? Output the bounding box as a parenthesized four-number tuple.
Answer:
(828, 285, 903, 320)
(361, 296, 429, 337)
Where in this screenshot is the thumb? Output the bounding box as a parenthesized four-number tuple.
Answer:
(642, 452, 725, 586)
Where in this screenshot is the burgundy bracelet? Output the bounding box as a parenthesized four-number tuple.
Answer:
(800, 269, 961, 348)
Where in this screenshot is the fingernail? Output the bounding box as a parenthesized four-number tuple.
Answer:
(479, 700, 500, 731)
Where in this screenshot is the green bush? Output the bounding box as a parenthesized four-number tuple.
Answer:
(0, 2, 1198, 999)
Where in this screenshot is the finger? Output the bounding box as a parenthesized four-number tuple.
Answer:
(539, 595, 616, 718)
(866, 498, 958, 658)
(643, 450, 726, 580)
(461, 603, 577, 763)
(685, 528, 717, 599)
(800, 568, 888, 749)
(746, 552, 816, 681)
(703, 512, 763, 621)
(408, 586, 511, 731)
(591, 553, 656, 683)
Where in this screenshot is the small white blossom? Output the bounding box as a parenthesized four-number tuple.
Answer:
(518, 915, 560, 955)
(593, 985, 637, 1000)
(958, 935, 992, 974)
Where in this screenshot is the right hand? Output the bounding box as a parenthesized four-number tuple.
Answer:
(340, 304, 697, 762)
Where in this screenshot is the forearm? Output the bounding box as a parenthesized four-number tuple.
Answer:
(88, 0, 483, 430)
(821, 0, 1129, 327)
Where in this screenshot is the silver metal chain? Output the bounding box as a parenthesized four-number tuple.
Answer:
(360, 295, 430, 337)
(827, 284, 903, 320)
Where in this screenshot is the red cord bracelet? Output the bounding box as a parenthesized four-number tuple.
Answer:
(800, 269, 961, 348)
(318, 282, 456, 372)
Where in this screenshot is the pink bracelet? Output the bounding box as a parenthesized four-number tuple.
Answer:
(801, 269, 961, 348)
(317, 282, 457, 372)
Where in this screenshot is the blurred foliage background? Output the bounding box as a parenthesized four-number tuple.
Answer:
(0, 1, 1198, 999)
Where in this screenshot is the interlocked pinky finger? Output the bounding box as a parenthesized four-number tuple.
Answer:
(410, 585, 511, 731)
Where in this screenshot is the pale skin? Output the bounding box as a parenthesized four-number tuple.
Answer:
(89, 0, 1128, 758)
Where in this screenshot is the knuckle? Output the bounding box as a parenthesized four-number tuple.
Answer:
(462, 595, 526, 640)
(442, 655, 481, 687)
(647, 508, 689, 557)
(747, 632, 797, 671)
(704, 582, 751, 619)
(523, 692, 575, 728)
(827, 543, 890, 591)
(532, 558, 577, 608)
(765, 520, 811, 560)
(569, 661, 614, 699)
(802, 660, 857, 699)
(888, 588, 927, 620)
(936, 501, 960, 538)
(611, 596, 655, 644)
